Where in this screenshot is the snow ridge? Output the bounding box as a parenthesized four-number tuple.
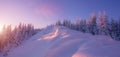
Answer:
(7, 26, 120, 57)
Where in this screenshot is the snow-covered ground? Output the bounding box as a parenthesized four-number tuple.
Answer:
(5, 26, 120, 57)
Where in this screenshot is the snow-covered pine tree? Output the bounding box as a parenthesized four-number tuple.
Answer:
(98, 11, 109, 35)
(78, 19, 83, 31)
(115, 20, 120, 40)
(88, 13, 97, 35)
(85, 19, 90, 33)
(83, 19, 87, 33)
(76, 17, 79, 30)
(63, 20, 66, 26)
(0, 23, 38, 56)
(102, 11, 109, 35)
(79, 19, 86, 32)
(118, 18, 120, 40)
(56, 20, 62, 26)
(107, 18, 120, 40)
(98, 11, 103, 34)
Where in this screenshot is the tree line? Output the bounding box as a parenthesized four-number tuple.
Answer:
(56, 11, 120, 41)
(0, 23, 39, 56)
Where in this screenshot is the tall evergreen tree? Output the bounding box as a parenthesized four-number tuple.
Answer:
(88, 13, 97, 35)
(98, 11, 104, 34)
(102, 11, 109, 35)
(76, 17, 79, 30)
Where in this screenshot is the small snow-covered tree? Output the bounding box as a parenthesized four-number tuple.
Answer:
(78, 19, 86, 32)
(108, 18, 117, 40)
(117, 18, 120, 40)
(83, 19, 87, 33)
(56, 20, 62, 26)
(108, 18, 120, 40)
(79, 19, 83, 31)
(75, 17, 79, 30)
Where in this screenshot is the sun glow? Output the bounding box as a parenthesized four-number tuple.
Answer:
(0, 24, 3, 32)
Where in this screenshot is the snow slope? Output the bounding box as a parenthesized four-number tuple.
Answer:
(7, 26, 120, 57)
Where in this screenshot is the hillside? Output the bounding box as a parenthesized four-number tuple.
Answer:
(6, 26, 120, 57)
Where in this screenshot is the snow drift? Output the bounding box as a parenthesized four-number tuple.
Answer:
(6, 26, 120, 57)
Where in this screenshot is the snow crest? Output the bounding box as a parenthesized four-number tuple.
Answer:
(7, 26, 120, 57)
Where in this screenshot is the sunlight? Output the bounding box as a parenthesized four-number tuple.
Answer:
(72, 53, 88, 57)
(43, 28, 58, 40)
(0, 24, 3, 32)
(38, 28, 59, 41)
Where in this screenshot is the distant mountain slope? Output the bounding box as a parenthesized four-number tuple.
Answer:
(7, 26, 120, 57)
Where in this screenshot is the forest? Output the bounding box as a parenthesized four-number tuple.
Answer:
(0, 11, 120, 56)
(0, 24, 39, 56)
(56, 12, 120, 41)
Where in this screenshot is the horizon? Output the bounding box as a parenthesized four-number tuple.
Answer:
(0, 0, 120, 30)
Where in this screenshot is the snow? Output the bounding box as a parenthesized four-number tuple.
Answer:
(0, 54, 3, 57)
(6, 26, 120, 57)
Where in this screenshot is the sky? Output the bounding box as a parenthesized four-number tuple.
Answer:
(0, 0, 120, 29)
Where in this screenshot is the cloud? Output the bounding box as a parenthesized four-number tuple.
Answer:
(34, 2, 62, 18)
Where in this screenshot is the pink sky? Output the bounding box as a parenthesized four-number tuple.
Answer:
(0, 0, 62, 30)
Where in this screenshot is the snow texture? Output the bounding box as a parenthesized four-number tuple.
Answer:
(6, 26, 120, 57)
